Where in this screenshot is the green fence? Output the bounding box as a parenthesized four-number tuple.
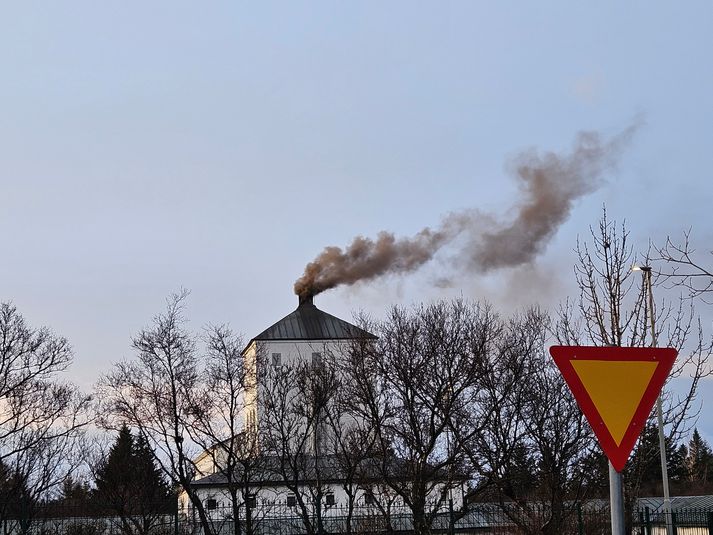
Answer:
(634, 507, 713, 535)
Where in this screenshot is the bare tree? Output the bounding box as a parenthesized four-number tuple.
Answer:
(188, 325, 265, 535)
(97, 291, 214, 535)
(259, 355, 340, 535)
(655, 230, 713, 303)
(0, 302, 92, 530)
(344, 300, 497, 535)
(460, 308, 594, 535)
(0, 302, 92, 465)
(556, 210, 712, 498)
(322, 385, 378, 535)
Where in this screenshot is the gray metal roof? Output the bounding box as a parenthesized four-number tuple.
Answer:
(251, 297, 376, 343)
(192, 455, 348, 487)
(191, 454, 419, 487)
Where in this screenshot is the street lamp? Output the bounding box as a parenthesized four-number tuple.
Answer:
(632, 264, 673, 535)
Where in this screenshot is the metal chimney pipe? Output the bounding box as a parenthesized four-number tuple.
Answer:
(298, 294, 314, 307)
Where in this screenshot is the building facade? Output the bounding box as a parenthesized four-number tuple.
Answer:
(186, 296, 465, 522)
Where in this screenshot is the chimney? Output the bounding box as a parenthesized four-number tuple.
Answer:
(298, 294, 314, 307)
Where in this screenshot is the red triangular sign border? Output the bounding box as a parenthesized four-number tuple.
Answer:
(549, 345, 677, 472)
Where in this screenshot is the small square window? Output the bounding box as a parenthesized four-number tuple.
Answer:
(246, 494, 256, 509)
(205, 499, 217, 510)
(364, 492, 374, 505)
(272, 353, 282, 367)
(286, 495, 296, 507)
(325, 493, 335, 506)
(311, 352, 322, 367)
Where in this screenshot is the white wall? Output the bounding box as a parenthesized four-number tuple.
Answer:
(194, 338, 362, 480)
(241, 339, 360, 456)
(189, 480, 466, 519)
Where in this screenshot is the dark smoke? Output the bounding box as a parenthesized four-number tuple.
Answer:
(294, 123, 639, 299)
(293, 228, 452, 298)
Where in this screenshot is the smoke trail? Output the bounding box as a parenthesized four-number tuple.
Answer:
(467, 123, 639, 270)
(294, 123, 639, 299)
(293, 228, 453, 298)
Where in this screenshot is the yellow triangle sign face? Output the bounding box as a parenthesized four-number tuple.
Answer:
(550, 346, 678, 472)
(571, 360, 657, 446)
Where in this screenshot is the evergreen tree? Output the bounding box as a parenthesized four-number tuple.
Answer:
(0, 459, 32, 520)
(576, 449, 609, 498)
(94, 425, 135, 507)
(61, 475, 91, 506)
(668, 444, 689, 483)
(626, 428, 713, 495)
(93, 426, 172, 535)
(624, 424, 687, 497)
(501, 443, 538, 500)
(132, 432, 172, 505)
(685, 428, 713, 487)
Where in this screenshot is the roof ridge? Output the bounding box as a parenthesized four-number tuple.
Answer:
(248, 300, 376, 345)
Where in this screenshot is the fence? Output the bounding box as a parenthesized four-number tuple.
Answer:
(634, 508, 713, 535)
(1, 502, 713, 535)
(0, 503, 176, 535)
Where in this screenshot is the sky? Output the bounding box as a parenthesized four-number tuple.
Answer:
(2, 2, 712, 441)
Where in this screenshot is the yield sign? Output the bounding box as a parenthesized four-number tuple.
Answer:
(549, 345, 677, 472)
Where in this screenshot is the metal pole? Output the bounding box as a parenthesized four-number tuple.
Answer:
(448, 498, 455, 535)
(644, 268, 673, 535)
(645, 506, 652, 535)
(609, 462, 626, 535)
(656, 395, 673, 535)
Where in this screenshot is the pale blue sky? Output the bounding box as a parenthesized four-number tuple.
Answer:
(2, 2, 712, 440)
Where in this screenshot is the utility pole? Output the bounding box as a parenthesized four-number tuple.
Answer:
(634, 265, 673, 535)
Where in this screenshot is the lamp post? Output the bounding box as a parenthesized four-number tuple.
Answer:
(633, 265, 673, 535)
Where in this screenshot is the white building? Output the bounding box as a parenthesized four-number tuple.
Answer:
(240, 294, 376, 448)
(186, 296, 465, 525)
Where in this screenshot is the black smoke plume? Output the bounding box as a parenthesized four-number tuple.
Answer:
(294, 124, 639, 299)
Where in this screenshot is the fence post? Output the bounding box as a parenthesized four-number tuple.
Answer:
(576, 503, 584, 535)
(707, 511, 713, 535)
(644, 507, 652, 535)
(448, 498, 455, 535)
(671, 512, 677, 535)
(19, 496, 29, 535)
(174, 500, 179, 535)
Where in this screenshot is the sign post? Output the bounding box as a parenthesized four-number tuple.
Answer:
(549, 346, 677, 532)
(609, 462, 625, 535)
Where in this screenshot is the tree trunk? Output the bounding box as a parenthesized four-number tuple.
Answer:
(187, 494, 214, 535)
(229, 489, 242, 535)
(245, 501, 253, 535)
(412, 499, 430, 535)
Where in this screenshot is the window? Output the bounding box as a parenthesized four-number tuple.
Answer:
(363, 491, 374, 505)
(311, 352, 322, 367)
(325, 493, 335, 506)
(286, 494, 296, 507)
(205, 499, 217, 510)
(247, 410, 257, 433)
(246, 494, 256, 509)
(272, 353, 282, 367)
